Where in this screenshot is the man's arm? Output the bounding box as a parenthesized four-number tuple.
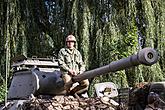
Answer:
(58, 49, 70, 72)
(78, 51, 85, 74)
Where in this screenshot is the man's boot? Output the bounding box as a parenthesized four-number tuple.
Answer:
(69, 85, 88, 98)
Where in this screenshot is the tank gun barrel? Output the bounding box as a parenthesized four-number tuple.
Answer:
(72, 47, 158, 82)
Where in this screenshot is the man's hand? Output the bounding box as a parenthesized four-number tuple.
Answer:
(68, 69, 77, 76)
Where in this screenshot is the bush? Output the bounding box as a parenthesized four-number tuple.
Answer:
(0, 83, 6, 103)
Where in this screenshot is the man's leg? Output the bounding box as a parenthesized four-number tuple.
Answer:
(62, 74, 73, 94)
(70, 79, 89, 95)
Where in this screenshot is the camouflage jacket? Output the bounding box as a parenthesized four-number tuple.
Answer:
(58, 48, 85, 75)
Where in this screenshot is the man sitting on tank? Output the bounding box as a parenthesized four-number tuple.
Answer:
(58, 34, 89, 97)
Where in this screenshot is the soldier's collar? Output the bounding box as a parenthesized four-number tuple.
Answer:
(66, 48, 75, 54)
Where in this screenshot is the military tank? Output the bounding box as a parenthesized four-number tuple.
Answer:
(6, 47, 158, 100)
(0, 47, 161, 110)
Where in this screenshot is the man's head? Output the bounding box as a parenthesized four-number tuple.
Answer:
(66, 35, 76, 49)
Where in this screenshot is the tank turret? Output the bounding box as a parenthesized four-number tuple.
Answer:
(7, 47, 158, 99)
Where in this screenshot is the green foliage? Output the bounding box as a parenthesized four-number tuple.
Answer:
(0, 83, 6, 103)
(142, 64, 164, 82)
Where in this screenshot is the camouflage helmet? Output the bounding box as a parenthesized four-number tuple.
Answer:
(147, 92, 160, 104)
(66, 35, 76, 42)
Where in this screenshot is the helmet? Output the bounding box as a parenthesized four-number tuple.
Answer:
(66, 35, 76, 42)
(147, 92, 160, 104)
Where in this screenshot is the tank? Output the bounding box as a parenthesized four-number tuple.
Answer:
(7, 47, 158, 99)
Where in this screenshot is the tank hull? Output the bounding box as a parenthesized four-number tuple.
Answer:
(8, 69, 65, 99)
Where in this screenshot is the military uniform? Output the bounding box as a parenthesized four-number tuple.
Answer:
(58, 47, 89, 94)
(58, 48, 85, 74)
